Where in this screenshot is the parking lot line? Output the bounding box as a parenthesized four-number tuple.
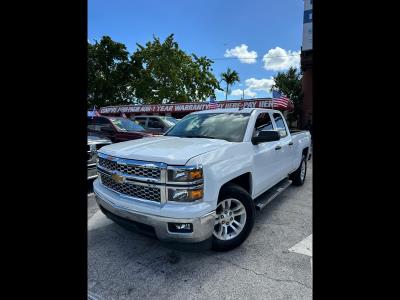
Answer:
(288, 234, 312, 257)
(88, 210, 105, 228)
(88, 291, 104, 300)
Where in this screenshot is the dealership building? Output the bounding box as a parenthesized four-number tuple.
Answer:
(99, 98, 294, 119)
(300, 0, 313, 126)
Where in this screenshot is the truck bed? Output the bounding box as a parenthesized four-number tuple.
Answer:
(289, 129, 308, 135)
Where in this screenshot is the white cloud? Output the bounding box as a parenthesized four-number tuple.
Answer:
(214, 89, 226, 100)
(217, 76, 277, 99)
(230, 89, 241, 96)
(224, 44, 258, 64)
(245, 77, 275, 93)
(262, 47, 300, 71)
(225, 77, 275, 99)
(231, 88, 257, 98)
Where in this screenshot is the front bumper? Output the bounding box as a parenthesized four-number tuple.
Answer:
(94, 183, 216, 243)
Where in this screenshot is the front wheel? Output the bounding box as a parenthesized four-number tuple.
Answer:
(212, 183, 255, 251)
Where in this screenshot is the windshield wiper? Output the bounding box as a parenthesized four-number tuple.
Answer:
(185, 135, 217, 139)
(165, 134, 181, 138)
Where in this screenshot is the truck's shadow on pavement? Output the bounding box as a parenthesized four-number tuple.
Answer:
(88, 185, 296, 278)
(88, 162, 312, 299)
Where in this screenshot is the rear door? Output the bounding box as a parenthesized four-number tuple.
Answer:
(134, 117, 148, 129)
(87, 117, 95, 135)
(272, 112, 294, 177)
(251, 112, 282, 196)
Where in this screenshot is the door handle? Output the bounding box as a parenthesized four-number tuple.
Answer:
(275, 145, 282, 150)
(288, 141, 293, 146)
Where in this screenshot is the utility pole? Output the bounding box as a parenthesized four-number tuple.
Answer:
(242, 89, 244, 100)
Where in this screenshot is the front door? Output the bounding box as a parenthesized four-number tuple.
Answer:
(252, 112, 282, 196)
(88, 117, 115, 142)
(148, 117, 165, 133)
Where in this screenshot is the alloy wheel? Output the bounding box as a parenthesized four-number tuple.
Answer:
(213, 198, 247, 240)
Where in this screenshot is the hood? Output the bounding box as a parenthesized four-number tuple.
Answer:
(87, 135, 111, 144)
(98, 136, 230, 165)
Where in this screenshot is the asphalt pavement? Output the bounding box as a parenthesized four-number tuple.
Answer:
(88, 160, 312, 300)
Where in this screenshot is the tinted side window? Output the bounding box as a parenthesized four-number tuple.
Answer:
(148, 118, 164, 129)
(273, 113, 288, 137)
(254, 113, 274, 136)
(135, 118, 147, 126)
(96, 118, 109, 125)
(88, 117, 113, 132)
(88, 117, 97, 131)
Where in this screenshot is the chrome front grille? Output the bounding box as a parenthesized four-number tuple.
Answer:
(97, 153, 166, 203)
(100, 173, 161, 202)
(98, 157, 161, 180)
(98, 157, 118, 169)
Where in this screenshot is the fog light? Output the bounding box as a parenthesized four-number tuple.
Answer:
(168, 223, 193, 233)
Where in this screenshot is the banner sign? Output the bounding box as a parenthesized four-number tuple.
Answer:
(99, 98, 292, 114)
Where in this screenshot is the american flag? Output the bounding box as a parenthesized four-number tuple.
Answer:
(88, 106, 101, 118)
(209, 96, 218, 109)
(272, 90, 292, 109)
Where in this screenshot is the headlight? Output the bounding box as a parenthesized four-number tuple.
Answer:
(168, 187, 204, 202)
(167, 165, 203, 183)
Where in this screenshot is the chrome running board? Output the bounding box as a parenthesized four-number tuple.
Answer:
(255, 179, 292, 211)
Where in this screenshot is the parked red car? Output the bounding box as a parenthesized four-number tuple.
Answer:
(88, 116, 155, 143)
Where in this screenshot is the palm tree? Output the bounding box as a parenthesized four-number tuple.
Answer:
(220, 68, 240, 100)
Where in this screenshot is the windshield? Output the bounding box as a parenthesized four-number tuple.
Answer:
(165, 113, 251, 142)
(110, 118, 145, 132)
(165, 117, 179, 125)
(163, 117, 179, 126)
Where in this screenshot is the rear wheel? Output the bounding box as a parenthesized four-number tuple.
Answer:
(290, 155, 307, 186)
(212, 183, 255, 251)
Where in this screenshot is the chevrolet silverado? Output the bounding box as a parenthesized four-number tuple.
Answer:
(93, 108, 311, 251)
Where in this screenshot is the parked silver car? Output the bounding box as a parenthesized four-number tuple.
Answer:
(131, 115, 179, 133)
(88, 135, 112, 180)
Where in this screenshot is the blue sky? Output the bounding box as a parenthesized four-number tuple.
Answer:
(89, 0, 304, 101)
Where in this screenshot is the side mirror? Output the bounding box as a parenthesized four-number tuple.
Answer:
(251, 131, 280, 145)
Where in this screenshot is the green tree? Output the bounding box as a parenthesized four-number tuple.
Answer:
(220, 68, 240, 100)
(131, 34, 221, 104)
(88, 36, 134, 107)
(271, 67, 303, 126)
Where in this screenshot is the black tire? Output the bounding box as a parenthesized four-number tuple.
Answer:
(290, 155, 307, 186)
(212, 183, 255, 251)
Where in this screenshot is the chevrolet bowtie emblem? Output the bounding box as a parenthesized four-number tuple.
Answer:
(111, 173, 125, 184)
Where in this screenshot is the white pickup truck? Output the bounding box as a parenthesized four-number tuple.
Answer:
(93, 108, 311, 251)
